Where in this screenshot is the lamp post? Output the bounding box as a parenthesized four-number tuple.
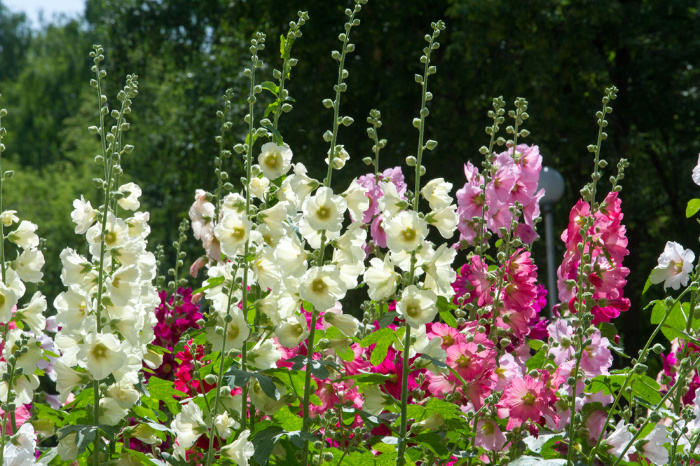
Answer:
(537, 166, 565, 317)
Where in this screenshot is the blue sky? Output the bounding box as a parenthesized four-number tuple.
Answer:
(4, 0, 84, 27)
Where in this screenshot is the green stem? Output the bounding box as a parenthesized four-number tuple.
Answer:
(396, 325, 413, 464)
(302, 310, 319, 463)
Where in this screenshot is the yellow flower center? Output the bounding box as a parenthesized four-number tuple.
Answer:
(316, 206, 330, 220)
(105, 231, 117, 246)
(312, 278, 328, 294)
(402, 228, 416, 241)
(232, 227, 246, 240)
(91, 342, 108, 360)
(264, 153, 279, 169)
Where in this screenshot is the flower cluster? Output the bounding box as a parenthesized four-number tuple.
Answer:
(456, 144, 544, 247)
(557, 191, 630, 323)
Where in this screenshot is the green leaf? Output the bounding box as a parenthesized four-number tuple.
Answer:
(642, 272, 653, 295)
(253, 373, 280, 400)
(651, 301, 697, 343)
(261, 81, 279, 96)
(687, 199, 700, 218)
(252, 425, 285, 464)
(526, 347, 546, 371)
(632, 375, 662, 405)
(279, 34, 286, 57)
(437, 296, 458, 328)
(273, 405, 303, 431)
(191, 275, 225, 294)
(528, 339, 544, 350)
(57, 425, 97, 455)
(147, 377, 187, 415)
(360, 327, 396, 366)
(412, 431, 450, 456)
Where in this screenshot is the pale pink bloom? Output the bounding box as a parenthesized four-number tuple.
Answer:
(650, 241, 695, 291)
(486, 165, 518, 204)
(190, 256, 207, 278)
(446, 342, 488, 381)
(456, 184, 484, 222)
(579, 330, 613, 376)
(486, 201, 514, 235)
(493, 353, 522, 391)
(370, 215, 387, 248)
(475, 420, 506, 451)
(605, 421, 636, 462)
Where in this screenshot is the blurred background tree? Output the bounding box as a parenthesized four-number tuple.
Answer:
(0, 0, 698, 358)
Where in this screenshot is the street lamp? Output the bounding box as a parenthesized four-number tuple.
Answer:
(537, 166, 565, 317)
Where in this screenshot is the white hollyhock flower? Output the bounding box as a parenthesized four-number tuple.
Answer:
(107, 379, 140, 409)
(13, 248, 44, 283)
(116, 182, 142, 211)
(59, 248, 92, 288)
(3, 330, 42, 373)
(252, 247, 282, 293)
(8, 220, 39, 249)
(302, 187, 347, 232)
(641, 425, 670, 465)
(378, 180, 405, 217)
(299, 265, 347, 311)
(106, 265, 141, 306)
(206, 311, 250, 352)
(54, 285, 90, 330)
(278, 163, 317, 211)
(215, 211, 252, 257)
(275, 314, 309, 348)
(57, 432, 78, 461)
(274, 234, 308, 278)
(650, 241, 695, 290)
(397, 285, 438, 329)
(222, 193, 246, 213)
(421, 178, 453, 210)
(258, 142, 293, 180)
(424, 243, 457, 297)
(99, 397, 128, 425)
(132, 424, 159, 445)
(53, 360, 88, 403)
(364, 257, 398, 301)
(0, 281, 18, 324)
(86, 213, 129, 258)
(172, 400, 208, 459)
(326, 144, 350, 170)
(324, 309, 359, 337)
(127, 211, 151, 238)
(258, 202, 288, 240)
(343, 178, 370, 222)
(77, 333, 127, 380)
(426, 204, 459, 239)
(299, 217, 340, 249)
(249, 175, 271, 200)
(0, 372, 39, 404)
(384, 210, 428, 253)
(0, 209, 18, 226)
(693, 153, 700, 186)
(214, 412, 239, 440)
(15, 291, 47, 334)
(604, 420, 636, 462)
(3, 422, 36, 465)
(71, 196, 97, 234)
(248, 338, 282, 370)
(362, 385, 390, 415)
(220, 430, 255, 465)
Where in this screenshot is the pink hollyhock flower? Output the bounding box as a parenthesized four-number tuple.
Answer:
(579, 330, 613, 376)
(485, 165, 518, 204)
(486, 201, 515, 235)
(427, 322, 463, 350)
(475, 420, 506, 451)
(1, 403, 30, 435)
(370, 215, 387, 248)
(467, 256, 492, 306)
(446, 342, 494, 381)
(496, 375, 559, 430)
(426, 371, 457, 398)
(493, 353, 522, 391)
(380, 166, 407, 195)
(456, 183, 484, 223)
